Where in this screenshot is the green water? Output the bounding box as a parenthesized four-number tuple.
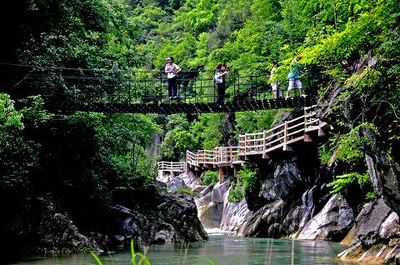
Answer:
(11, 233, 352, 265)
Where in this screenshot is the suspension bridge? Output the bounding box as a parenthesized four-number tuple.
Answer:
(0, 64, 315, 114)
(158, 105, 327, 181)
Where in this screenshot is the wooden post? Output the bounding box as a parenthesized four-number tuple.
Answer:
(262, 130, 267, 158)
(318, 121, 326, 137)
(219, 167, 225, 183)
(244, 135, 247, 160)
(283, 121, 288, 151)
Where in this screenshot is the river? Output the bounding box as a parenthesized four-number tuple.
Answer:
(10, 231, 351, 265)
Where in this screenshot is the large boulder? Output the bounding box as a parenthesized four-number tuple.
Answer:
(166, 177, 187, 192)
(239, 199, 286, 238)
(158, 193, 208, 242)
(296, 194, 354, 241)
(180, 172, 207, 192)
(195, 181, 229, 228)
(35, 198, 100, 254)
(339, 199, 400, 264)
(106, 191, 208, 248)
(365, 153, 400, 216)
(352, 198, 392, 246)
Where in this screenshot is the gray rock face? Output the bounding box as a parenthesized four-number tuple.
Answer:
(36, 200, 100, 254)
(274, 157, 306, 202)
(296, 194, 354, 241)
(195, 181, 229, 228)
(166, 177, 187, 192)
(108, 192, 208, 248)
(352, 198, 392, 246)
(180, 172, 207, 193)
(239, 200, 286, 237)
(158, 193, 208, 242)
(338, 199, 400, 264)
(379, 212, 400, 239)
(220, 187, 251, 232)
(365, 153, 400, 216)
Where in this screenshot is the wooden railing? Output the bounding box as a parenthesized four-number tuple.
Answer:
(186, 146, 243, 167)
(182, 105, 325, 169)
(157, 161, 185, 173)
(238, 105, 323, 157)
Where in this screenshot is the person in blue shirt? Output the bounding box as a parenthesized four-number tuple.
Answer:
(286, 55, 305, 98)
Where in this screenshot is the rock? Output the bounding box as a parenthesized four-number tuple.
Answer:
(108, 196, 207, 247)
(195, 181, 229, 228)
(365, 153, 400, 216)
(108, 204, 147, 246)
(239, 199, 285, 238)
(379, 212, 400, 239)
(245, 177, 277, 211)
(220, 188, 251, 232)
(274, 157, 306, 202)
(338, 199, 400, 264)
(352, 198, 392, 246)
(152, 223, 176, 244)
(180, 172, 206, 192)
(166, 177, 187, 192)
(36, 199, 99, 254)
(158, 193, 208, 242)
(296, 194, 354, 241)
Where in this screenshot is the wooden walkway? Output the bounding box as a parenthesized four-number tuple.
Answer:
(158, 105, 326, 175)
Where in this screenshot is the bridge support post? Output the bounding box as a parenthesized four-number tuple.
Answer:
(196, 170, 201, 179)
(304, 133, 313, 142)
(218, 167, 225, 184)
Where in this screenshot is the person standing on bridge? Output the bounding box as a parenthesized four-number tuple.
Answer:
(286, 55, 305, 99)
(165, 57, 181, 99)
(214, 63, 229, 105)
(269, 61, 281, 99)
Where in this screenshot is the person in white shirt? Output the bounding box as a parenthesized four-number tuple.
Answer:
(164, 57, 182, 99)
(214, 63, 229, 104)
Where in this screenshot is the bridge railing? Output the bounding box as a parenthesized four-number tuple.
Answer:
(185, 105, 324, 169)
(186, 150, 199, 167)
(238, 105, 320, 156)
(0, 64, 302, 106)
(196, 150, 215, 164)
(157, 161, 185, 173)
(186, 146, 243, 167)
(214, 146, 243, 165)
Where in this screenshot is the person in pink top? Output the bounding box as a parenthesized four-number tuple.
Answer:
(164, 57, 182, 99)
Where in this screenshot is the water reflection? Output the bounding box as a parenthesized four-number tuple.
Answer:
(10, 234, 353, 265)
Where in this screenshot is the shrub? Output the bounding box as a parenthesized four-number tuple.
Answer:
(228, 166, 257, 202)
(203, 171, 218, 186)
(177, 187, 195, 196)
